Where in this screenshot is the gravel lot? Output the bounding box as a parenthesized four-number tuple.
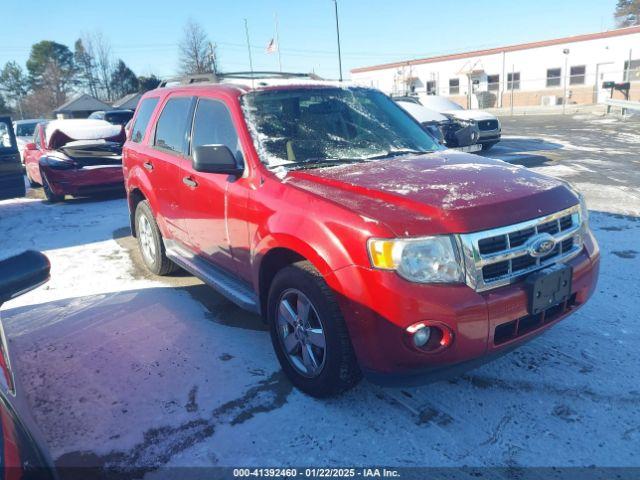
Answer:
(0, 113, 638, 477)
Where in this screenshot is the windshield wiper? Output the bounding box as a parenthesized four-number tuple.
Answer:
(363, 149, 431, 160)
(286, 158, 366, 171)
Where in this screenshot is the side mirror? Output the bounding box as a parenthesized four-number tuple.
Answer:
(192, 145, 243, 176)
(0, 251, 50, 305)
(25, 142, 37, 151)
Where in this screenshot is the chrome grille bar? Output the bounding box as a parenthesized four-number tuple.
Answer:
(457, 205, 584, 292)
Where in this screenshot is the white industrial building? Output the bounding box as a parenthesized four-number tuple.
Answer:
(351, 26, 640, 109)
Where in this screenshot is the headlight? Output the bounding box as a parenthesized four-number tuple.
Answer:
(367, 236, 463, 283)
(565, 182, 589, 229)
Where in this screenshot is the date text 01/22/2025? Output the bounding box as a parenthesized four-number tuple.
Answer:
(232, 468, 401, 477)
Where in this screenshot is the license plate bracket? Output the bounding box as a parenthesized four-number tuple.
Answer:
(525, 264, 573, 315)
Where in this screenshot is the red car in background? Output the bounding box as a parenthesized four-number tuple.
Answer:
(23, 119, 125, 202)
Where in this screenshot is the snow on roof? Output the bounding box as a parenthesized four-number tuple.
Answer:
(45, 119, 123, 147)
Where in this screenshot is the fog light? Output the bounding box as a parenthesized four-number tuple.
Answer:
(412, 326, 431, 347)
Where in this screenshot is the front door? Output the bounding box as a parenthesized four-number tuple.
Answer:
(179, 97, 247, 275)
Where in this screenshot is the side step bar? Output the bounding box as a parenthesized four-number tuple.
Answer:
(164, 240, 260, 314)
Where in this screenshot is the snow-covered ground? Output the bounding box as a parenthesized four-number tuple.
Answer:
(0, 115, 638, 474)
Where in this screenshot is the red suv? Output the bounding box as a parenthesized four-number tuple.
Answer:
(123, 74, 599, 397)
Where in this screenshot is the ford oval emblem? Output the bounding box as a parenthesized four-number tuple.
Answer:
(527, 233, 556, 258)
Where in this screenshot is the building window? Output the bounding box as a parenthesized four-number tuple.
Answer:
(624, 59, 640, 81)
(507, 72, 520, 90)
(426, 80, 436, 95)
(546, 68, 561, 87)
(449, 78, 460, 95)
(570, 65, 586, 85)
(487, 74, 500, 91)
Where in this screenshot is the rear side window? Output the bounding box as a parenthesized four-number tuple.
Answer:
(131, 98, 159, 143)
(154, 97, 193, 154)
(191, 99, 242, 161)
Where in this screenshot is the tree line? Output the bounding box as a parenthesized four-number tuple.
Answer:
(0, 19, 220, 119)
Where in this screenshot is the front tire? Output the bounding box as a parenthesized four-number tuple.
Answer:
(267, 261, 361, 397)
(134, 200, 177, 276)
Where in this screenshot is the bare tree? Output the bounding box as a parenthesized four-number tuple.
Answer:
(92, 32, 114, 101)
(179, 19, 216, 75)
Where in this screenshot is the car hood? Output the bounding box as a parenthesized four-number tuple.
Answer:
(444, 109, 497, 122)
(285, 151, 577, 236)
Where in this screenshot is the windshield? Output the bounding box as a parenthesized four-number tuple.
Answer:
(15, 121, 39, 137)
(242, 87, 442, 168)
(105, 111, 134, 126)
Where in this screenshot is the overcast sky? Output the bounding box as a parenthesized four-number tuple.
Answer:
(0, 0, 617, 80)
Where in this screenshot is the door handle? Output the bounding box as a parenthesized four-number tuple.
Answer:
(183, 176, 198, 188)
(143, 161, 153, 171)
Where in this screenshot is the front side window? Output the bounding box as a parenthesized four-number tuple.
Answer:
(570, 65, 586, 85)
(191, 99, 242, 162)
(449, 78, 460, 95)
(487, 74, 500, 91)
(546, 68, 561, 87)
(242, 87, 442, 168)
(154, 97, 193, 154)
(131, 97, 159, 143)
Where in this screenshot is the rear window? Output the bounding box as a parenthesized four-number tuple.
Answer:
(153, 97, 194, 154)
(15, 122, 38, 137)
(105, 111, 134, 126)
(131, 98, 159, 143)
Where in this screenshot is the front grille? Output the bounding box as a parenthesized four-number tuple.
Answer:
(459, 205, 584, 291)
(477, 119, 499, 131)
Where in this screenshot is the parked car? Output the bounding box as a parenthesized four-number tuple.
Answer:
(419, 95, 501, 150)
(88, 109, 134, 126)
(0, 251, 57, 479)
(0, 116, 26, 201)
(13, 119, 46, 164)
(23, 119, 125, 202)
(394, 97, 481, 151)
(123, 74, 599, 397)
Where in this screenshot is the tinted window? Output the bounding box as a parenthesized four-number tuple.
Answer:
(191, 99, 242, 161)
(154, 97, 193, 154)
(449, 79, 460, 95)
(131, 98, 159, 143)
(570, 65, 586, 85)
(15, 122, 38, 137)
(0, 121, 14, 149)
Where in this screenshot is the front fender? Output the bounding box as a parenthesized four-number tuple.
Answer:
(125, 165, 169, 236)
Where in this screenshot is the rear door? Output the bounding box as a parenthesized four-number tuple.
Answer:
(148, 95, 195, 242)
(179, 96, 247, 275)
(0, 116, 25, 200)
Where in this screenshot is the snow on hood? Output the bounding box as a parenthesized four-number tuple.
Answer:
(396, 101, 447, 123)
(285, 151, 578, 236)
(443, 109, 498, 122)
(45, 119, 123, 149)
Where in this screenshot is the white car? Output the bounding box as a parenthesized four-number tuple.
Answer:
(395, 98, 481, 152)
(419, 96, 501, 151)
(13, 119, 45, 163)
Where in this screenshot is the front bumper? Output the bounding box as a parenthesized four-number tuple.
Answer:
(41, 165, 124, 196)
(326, 231, 599, 384)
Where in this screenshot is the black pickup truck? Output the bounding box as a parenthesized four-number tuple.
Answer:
(0, 116, 26, 200)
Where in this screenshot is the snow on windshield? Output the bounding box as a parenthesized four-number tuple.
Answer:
(242, 87, 442, 168)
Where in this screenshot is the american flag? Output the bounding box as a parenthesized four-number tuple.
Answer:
(266, 38, 278, 54)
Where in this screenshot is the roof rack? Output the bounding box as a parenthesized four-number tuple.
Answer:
(158, 71, 323, 88)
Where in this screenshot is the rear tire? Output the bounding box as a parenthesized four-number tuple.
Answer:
(134, 200, 177, 276)
(40, 170, 64, 203)
(267, 261, 361, 397)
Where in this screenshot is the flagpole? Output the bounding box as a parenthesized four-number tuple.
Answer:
(274, 13, 283, 72)
(244, 18, 255, 88)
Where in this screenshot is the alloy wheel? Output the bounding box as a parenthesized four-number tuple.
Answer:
(138, 215, 156, 265)
(276, 288, 327, 378)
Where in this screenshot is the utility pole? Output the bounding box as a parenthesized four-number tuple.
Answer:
(274, 13, 283, 72)
(244, 19, 255, 88)
(510, 64, 515, 116)
(208, 42, 217, 76)
(332, 0, 343, 81)
(562, 48, 570, 115)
